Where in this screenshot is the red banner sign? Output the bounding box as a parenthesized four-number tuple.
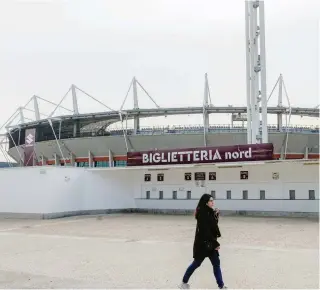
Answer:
(127, 143, 274, 166)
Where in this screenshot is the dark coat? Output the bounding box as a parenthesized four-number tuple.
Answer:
(193, 207, 221, 259)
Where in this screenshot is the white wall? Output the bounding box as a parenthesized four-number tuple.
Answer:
(83, 170, 136, 210)
(0, 160, 318, 217)
(135, 161, 319, 213)
(0, 167, 135, 215)
(0, 167, 86, 214)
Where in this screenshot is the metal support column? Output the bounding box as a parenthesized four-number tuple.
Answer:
(19, 107, 25, 124)
(203, 73, 210, 133)
(33, 95, 40, 121)
(73, 120, 79, 138)
(277, 74, 283, 131)
(259, 0, 268, 143)
(249, 1, 259, 143)
(71, 84, 79, 115)
(245, 0, 268, 144)
(71, 85, 79, 138)
(133, 77, 140, 134)
(245, 0, 252, 144)
(203, 73, 210, 146)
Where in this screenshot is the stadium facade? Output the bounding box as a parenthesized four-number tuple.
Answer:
(3, 102, 319, 168)
(1, 0, 319, 168)
(0, 1, 318, 219)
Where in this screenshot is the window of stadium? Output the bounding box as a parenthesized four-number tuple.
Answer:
(114, 160, 127, 167)
(77, 162, 89, 167)
(95, 161, 109, 167)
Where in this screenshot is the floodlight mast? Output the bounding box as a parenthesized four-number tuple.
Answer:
(245, 0, 268, 144)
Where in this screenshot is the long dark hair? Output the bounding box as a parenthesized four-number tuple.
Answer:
(194, 193, 212, 219)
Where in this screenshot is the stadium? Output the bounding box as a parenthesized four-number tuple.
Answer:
(0, 1, 319, 168)
(1, 75, 319, 168)
(0, 1, 319, 288)
(0, 0, 318, 219)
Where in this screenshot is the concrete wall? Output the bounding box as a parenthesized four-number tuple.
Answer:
(0, 167, 135, 218)
(0, 160, 318, 218)
(83, 170, 136, 211)
(134, 161, 319, 215)
(8, 132, 319, 161)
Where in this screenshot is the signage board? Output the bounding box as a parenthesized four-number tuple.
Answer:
(195, 172, 206, 180)
(127, 143, 274, 166)
(24, 128, 36, 166)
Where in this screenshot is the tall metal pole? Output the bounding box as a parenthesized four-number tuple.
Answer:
(259, 0, 268, 143)
(245, 0, 252, 144)
(245, 0, 268, 144)
(249, 2, 258, 143)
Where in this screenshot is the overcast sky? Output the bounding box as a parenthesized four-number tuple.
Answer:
(0, 0, 319, 139)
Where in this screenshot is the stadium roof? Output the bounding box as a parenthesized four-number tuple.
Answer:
(1, 75, 319, 134)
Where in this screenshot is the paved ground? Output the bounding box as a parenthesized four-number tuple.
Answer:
(0, 214, 318, 289)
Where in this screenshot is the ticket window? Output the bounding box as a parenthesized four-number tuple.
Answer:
(157, 173, 164, 182)
(240, 171, 248, 180)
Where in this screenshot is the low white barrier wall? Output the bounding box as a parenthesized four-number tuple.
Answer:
(0, 167, 135, 218)
(0, 160, 318, 218)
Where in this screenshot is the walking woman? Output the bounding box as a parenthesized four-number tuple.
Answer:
(179, 194, 227, 289)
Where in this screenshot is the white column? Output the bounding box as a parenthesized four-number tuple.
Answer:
(245, 0, 268, 144)
(33, 95, 40, 121)
(203, 73, 209, 133)
(70, 153, 76, 167)
(109, 150, 114, 167)
(41, 155, 47, 166)
(203, 73, 209, 146)
(304, 147, 309, 159)
(54, 153, 59, 166)
(249, 1, 259, 143)
(280, 146, 284, 160)
(133, 77, 140, 134)
(71, 84, 79, 115)
(19, 107, 25, 123)
(88, 150, 94, 167)
(259, 0, 268, 143)
(245, 0, 252, 144)
(71, 85, 79, 139)
(277, 74, 283, 131)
